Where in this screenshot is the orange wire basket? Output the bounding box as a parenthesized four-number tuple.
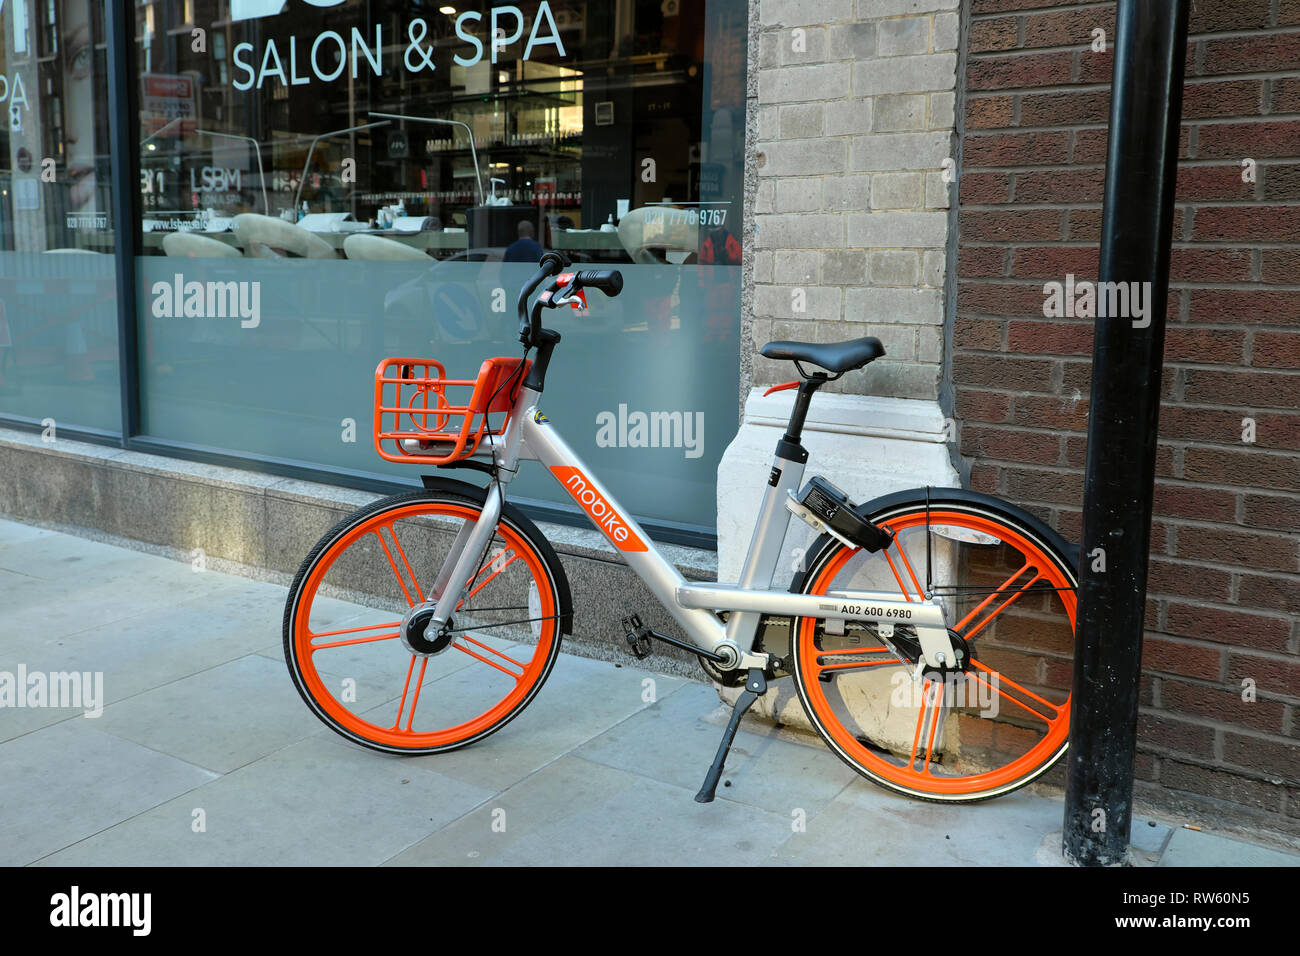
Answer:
(373, 356, 532, 465)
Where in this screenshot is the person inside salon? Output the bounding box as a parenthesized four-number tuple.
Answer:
(504, 220, 544, 262)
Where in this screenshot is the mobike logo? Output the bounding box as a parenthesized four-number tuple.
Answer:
(551, 467, 646, 552)
(231, 0, 344, 21)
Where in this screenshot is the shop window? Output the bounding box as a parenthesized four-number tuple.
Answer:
(132, 0, 745, 531)
(0, 0, 120, 432)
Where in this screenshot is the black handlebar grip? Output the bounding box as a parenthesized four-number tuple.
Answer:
(576, 269, 623, 297)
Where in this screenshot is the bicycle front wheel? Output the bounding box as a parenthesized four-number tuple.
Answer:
(283, 486, 570, 755)
(790, 489, 1078, 802)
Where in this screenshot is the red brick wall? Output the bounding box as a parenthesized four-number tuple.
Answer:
(955, 0, 1300, 832)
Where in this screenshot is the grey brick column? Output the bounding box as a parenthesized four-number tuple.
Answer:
(744, 0, 960, 402)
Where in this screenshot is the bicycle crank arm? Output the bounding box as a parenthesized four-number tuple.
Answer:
(621, 615, 729, 663)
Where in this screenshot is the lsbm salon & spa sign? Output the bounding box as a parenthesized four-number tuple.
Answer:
(229, 0, 570, 91)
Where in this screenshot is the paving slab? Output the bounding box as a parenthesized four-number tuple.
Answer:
(399, 653, 687, 793)
(90, 654, 338, 773)
(0, 720, 217, 866)
(575, 679, 859, 817)
(34, 734, 496, 867)
(383, 753, 796, 867)
(1159, 827, 1300, 867)
(4, 517, 1300, 868)
(773, 773, 1068, 866)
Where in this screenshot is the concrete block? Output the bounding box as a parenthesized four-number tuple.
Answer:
(874, 93, 927, 132)
(852, 52, 956, 97)
(821, 249, 868, 285)
(772, 250, 821, 284)
(872, 171, 925, 210)
(857, 0, 958, 18)
(828, 21, 876, 60)
(933, 11, 960, 52)
(779, 103, 824, 139)
(755, 284, 842, 321)
(754, 213, 844, 249)
(925, 170, 952, 209)
(823, 174, 873, 211)
(847, 210, 948, 248)
(759, 137, 846, 177)
(823, 97, 873, 136)
(761, 0, 854, 28)
(777, 25, 828, 65)
(846, 286, 944, 326)
(930, 90, 956, 128)
(877, 15, 932, 57)
(759, 63, 851, 104)
(849, 131, 951, 172)
(917, 325, 944, 363)
(774, 177, 823, 213)
(922, 248, 947, 287)
(870, 250, 922, 286)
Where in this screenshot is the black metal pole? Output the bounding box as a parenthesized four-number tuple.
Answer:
(105, 0, 143, 443)
(1063, 0, 1190, 866)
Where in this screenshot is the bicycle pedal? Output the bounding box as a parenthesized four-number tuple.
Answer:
(621, 614, 653, 660)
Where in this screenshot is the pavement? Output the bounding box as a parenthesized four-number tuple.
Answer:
(1, 516, 1297, 867)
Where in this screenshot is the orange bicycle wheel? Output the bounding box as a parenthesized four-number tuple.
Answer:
(790, 491, 1077, 802)
(283, 487, 570, 754)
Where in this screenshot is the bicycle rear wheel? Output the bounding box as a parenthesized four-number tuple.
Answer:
(790, 489, 1077, 802)
(283, 486, 571, 755)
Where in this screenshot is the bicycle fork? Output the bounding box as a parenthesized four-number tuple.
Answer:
(416, 487, 505, 643)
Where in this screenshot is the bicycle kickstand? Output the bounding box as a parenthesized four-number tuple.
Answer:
(694, 668, 767, 804)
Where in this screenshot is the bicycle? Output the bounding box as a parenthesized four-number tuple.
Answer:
(284, 251, 1080, 803)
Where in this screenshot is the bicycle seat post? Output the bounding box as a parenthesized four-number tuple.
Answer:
(780, 373, 829, 454)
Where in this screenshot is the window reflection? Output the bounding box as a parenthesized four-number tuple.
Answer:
(129, 0, 746, 529)
(0, 0, 119, 432)
(133, 0, 746, 267)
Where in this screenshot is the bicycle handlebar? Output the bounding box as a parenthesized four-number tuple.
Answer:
(517, 255, 623, 347)
(516, 252, 569, 345)
(574, 269, 623, 296)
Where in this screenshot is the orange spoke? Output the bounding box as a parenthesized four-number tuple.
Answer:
(969, 664, 1062, 724)
(459, 634, 525, 670)
(452, 640, 525, 681)
(391, 654, 418, 730)
(895, 542, 926, 602)
(818, 657, 903, 673)
(909, 679, 930, 771)
(883, 547, 914, 601)
(923, 679, 943, 773)
(817, 644, 892, 656)
(375, 531, 416, 607)
(310, 620, 403, 640)
(312, 630, 401, 651)
(384, 524, 425, 603)
(460, 548, 520, 606)
(403, 657, 430, 732)
(953, 561, 1035, 637)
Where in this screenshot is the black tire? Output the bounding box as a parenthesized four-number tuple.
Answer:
(283, 481, 573, 755)
(789, 488, 1079, 803)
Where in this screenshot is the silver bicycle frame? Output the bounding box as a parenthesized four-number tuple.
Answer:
(425, 385, 957, 670)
